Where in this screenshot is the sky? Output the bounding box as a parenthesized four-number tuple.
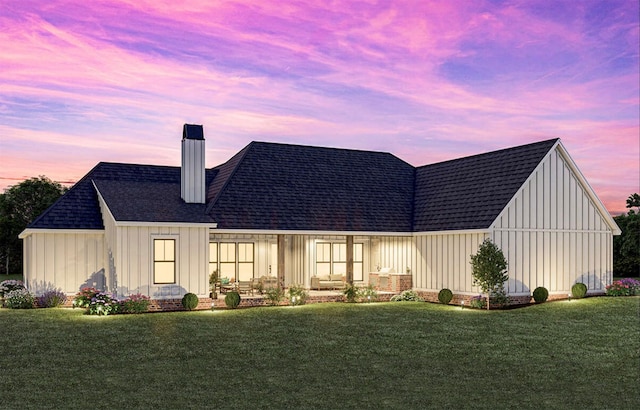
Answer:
(0, 0, 638, 215)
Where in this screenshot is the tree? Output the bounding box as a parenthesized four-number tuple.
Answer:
(470, 238, 509, 309)
(626, 193, 640, 210)
(613, 193, 640, 277)
(0, 176, 67, 275)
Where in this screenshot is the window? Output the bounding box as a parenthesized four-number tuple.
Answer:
(209, 242, 254, 281)
(238, 243, 254, 281)
(316, 242, 364, 281)
(154, 239, 175, 284)
(219, 243, 236, 279)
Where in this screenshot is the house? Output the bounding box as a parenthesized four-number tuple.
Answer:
(19, 124, 621, 307)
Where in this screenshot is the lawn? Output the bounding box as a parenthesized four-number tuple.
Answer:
(1, 297, 639, 409)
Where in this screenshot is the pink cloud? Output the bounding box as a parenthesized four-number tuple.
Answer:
(0, 0, 637, 216)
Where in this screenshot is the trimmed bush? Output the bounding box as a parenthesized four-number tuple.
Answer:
(438, 288, 453, 304)
(532, 287, 549, 303)
(37, 290, 67, 308)
(182, 293, 199, 310)
(571, 283, 588, 299)
(5, 288, 35, 309)
(225, 291, 241, 309)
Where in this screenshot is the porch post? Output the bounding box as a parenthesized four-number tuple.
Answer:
(346, 235, 354, 285)
(277, 234, 285, 289)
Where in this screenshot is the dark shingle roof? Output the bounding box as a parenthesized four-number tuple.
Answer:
(93, 180, 214, 223)
(28, 163, 217, 229)
(28, 138, 558, 233)
(206, 142, 416, 231)
(413, 139, 558, 231)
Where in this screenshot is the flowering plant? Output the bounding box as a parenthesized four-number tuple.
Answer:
(390, 290, 423, 302)
(120, 293, 151, 314)
(37, 290, 67, 308)
(5, 288, 35, 309)
(73, 287, 100, 309)
(88, 292, 119, 315)
(0, 280, 25, 297)
(606, 278, 640, 297)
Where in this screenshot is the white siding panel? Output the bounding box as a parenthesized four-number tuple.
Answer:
(491, 146, 616, 296)
(413, 232, 487, 293)
(24, 232, 107, 296)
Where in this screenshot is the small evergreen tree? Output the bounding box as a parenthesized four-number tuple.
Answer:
(470, 239, 509, 309)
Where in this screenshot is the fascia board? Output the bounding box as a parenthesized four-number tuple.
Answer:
(19, 228, 104, 239)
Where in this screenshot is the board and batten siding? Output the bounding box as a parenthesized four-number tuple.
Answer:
(412, 232, 488, 294)
(22, 231, 107, 296)
(108, 225, 209, 299)
(491, 145, 615, 295)
(374, 236, 414, 275)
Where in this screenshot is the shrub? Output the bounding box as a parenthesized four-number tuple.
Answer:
(606, 278, 640, 296)
(182, 293, 199, 310)
(360, 284, 378, 303)
(88, 292, 119, 315)
(120, 293, 151, 314)
(571, 283, 588, 299)
(225, 291, 241, 309)
(438, 288, 453, 304)
(288, 284, 308, 306)
(73, 287, 100, 309)
(5, 288, 35, 309)
(263, 286, 285, 306)
(469, 295, 486, 309)
(0, 280, 25, 297)
(0, 280, 25, 298)
(343, 283, 359, 303)
(390, 290, 424, 302)
(532, 287, 549, 303)
(36, 290, 67, 308)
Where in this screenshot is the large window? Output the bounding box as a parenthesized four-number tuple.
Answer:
(316, 242, 363, 281)
(209, 242, 254, 281)
(154, 239, 176, 284)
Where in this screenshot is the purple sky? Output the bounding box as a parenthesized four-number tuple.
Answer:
(1, 0, 638, 215)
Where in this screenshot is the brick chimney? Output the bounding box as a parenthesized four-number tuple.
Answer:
(181, 124, 205, 203)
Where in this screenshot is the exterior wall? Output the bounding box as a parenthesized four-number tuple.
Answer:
(412, 232, 488, 294)
(374, 236, 414, 275)
(491, 146, 615, 296)
(22, 231, 107, 296)
(110, 225, 210, 299)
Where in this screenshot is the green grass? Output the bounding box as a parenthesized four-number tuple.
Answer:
(1, 298, 639, 409)
(0, 273, 22, 282)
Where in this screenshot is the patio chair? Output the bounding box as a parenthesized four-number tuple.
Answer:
(237, 280, 253, 295)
